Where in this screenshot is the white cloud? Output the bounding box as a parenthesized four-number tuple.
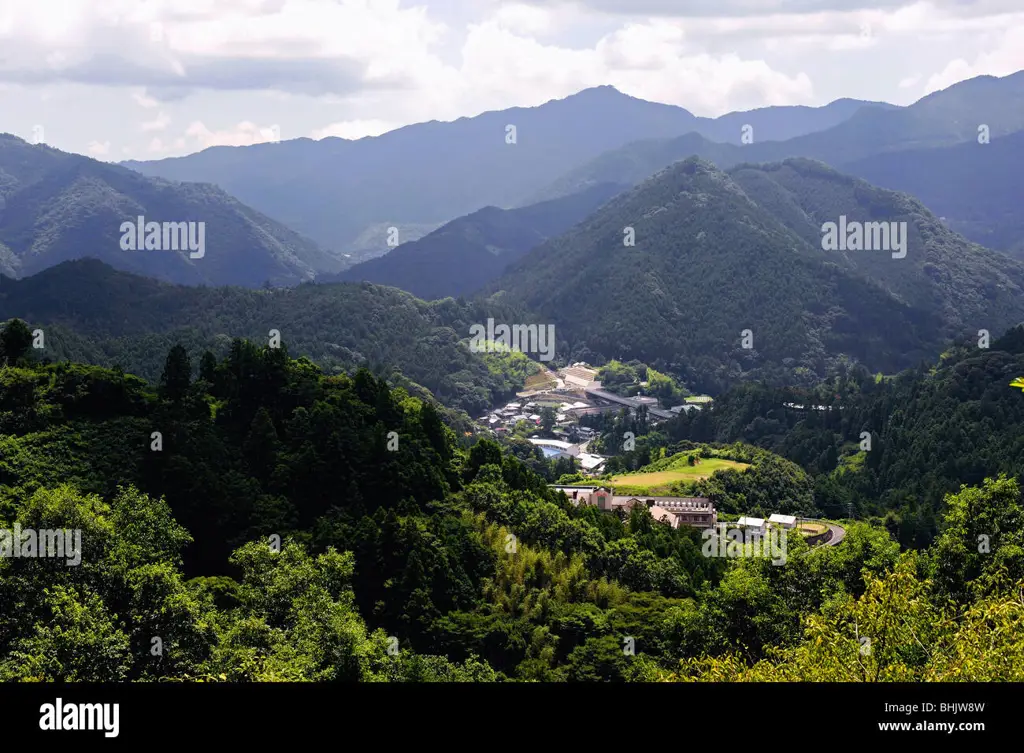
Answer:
(311, 119, 399, 140)
(493, 3, 555, 35)
(86, 140, 111, 157)
(141, 110, 171, 131)
(925, 25, 1024, 93)
(132, 88, 160, 108)
(184, 119, 282, 148)
(450, 19, 815, 117)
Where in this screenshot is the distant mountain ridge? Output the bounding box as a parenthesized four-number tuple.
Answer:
(844, 130, 1024, 257)
(532, 72, 1024, 195)
(121, 86, 892, 253)
(530, 72, 1024, 256)
(0, 134, 342, 287)
(329, 182, 627, 299)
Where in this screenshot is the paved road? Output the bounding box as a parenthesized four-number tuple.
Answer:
(801, 519, 846, 546)
(824, 521, 846, 546)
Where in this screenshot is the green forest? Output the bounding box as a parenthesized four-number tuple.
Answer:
(2, 318, 1023, 682)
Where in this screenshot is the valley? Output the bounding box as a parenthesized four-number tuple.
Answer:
(2, 35, 1024, 693)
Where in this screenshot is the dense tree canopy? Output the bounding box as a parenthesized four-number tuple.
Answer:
(1, 317, 1023, 681)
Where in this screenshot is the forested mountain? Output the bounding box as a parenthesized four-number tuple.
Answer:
(330, 182, 625, 300)
(535, 72, 1024, 209)
(122, 88, 885, 253)
(0, 135, 341, 287)
(2, 322, 1023, 682)
(844, 130, 1024, 256)
(726, 160, 1024, 332)
(492, 157, 1024, 393)
(0, 260, 532, 415)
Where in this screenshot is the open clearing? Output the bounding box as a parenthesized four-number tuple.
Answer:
(798, 522, 828, 536)
(524, 371, 557, 390)
(608, 458, 749, 494)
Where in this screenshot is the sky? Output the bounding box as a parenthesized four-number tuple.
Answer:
(1, 0, 1022, 161)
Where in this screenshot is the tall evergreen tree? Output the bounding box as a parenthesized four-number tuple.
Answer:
(0, 318, 33, 366)
(160, 345, 192, 402)
(199, 350, 217, 384)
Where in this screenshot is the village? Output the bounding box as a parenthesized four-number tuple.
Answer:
(471, 361, 815, 542)
(475, 362, 713, 476)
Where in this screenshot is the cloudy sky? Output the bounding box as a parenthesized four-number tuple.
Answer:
(1, 0, 1022, 161)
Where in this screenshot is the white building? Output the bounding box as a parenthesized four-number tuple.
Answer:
(577, 453, 606, 473)
(768, 514, 797, 529)
(528, 438, 580, 458)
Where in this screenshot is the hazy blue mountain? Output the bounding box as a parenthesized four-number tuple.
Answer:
(0, 134, 342, 287)
(121, 87, 886, 253)
(844, 130, 1024, 256)
(534, 72, 1024, 203)
(329, 182, 626, 299)
(696, 97, 897, 143)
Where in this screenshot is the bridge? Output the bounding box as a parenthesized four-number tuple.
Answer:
(583, 387, 675, 420)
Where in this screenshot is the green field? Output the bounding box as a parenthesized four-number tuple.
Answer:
(608, 457, 749, 495)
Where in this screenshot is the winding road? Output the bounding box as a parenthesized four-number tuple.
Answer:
(802, 519, 846, 546)
(824, 521, 846, 546)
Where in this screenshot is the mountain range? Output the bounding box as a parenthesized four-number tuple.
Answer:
(1, 72, 1023, 401)
(121, 87, 893, 253)
(532, 72, 1024, 256)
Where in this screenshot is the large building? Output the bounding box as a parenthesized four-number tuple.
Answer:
(550, 486, 716, 529)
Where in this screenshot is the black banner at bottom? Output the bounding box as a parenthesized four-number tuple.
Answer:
(1, 682, 1007, 744)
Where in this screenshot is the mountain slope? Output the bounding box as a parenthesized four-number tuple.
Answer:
(0, 259, 528, 415)
(0, 134, 341, 286)
(491, 157, 1024, 393)
(726, 159, 1024, 330)
(535, 71, 1024, 203)
(843, 131, 1024, 256)
(122, 87, 885, 252)
(331, 182, 625, 299)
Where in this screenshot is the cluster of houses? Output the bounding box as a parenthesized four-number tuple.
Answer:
(550, 486, 798, 533)
(478, 399, 599, 438)
(475, 362, 717, 477)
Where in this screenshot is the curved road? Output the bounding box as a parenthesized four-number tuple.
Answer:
(803, 519, 846, 546)
(824, 521, 846, 546)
